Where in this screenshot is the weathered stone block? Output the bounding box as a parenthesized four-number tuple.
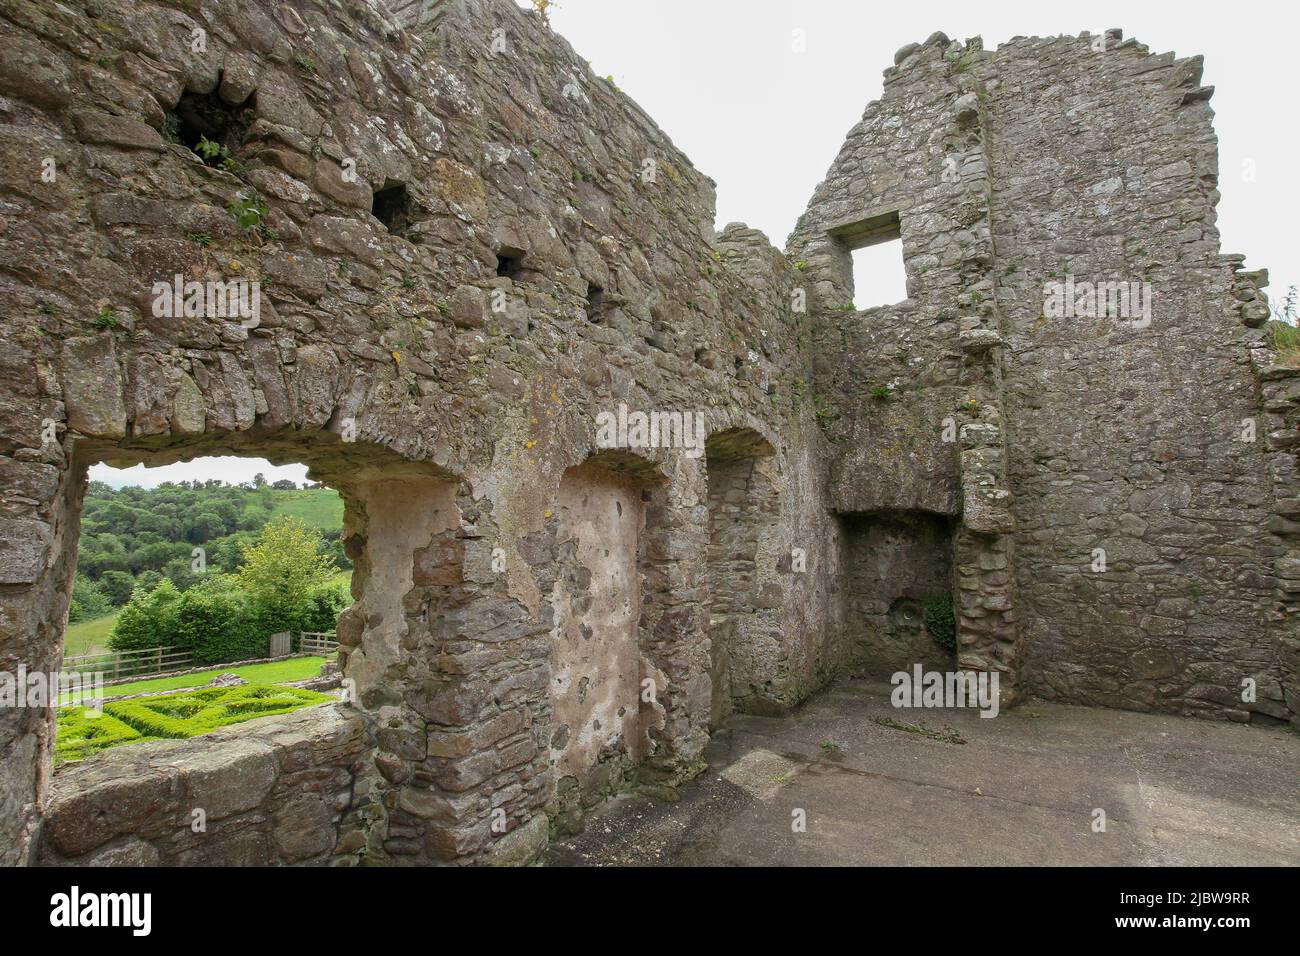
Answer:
(61, 335, 126, 438)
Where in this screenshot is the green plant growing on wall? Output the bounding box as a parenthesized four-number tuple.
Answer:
(228, 193, 276, 241)
(228, 193, 267, 230)
(950, 50, 975, 75)
(1269, 321, 1300, 365)
(160, 113, 181, 144)
(925, 593, 956, 652)
(869, 384, 891, 401)
(1270, 285, 1298, 324)
(194, 135, 229, 164)
(1266, 287, 1300, 366)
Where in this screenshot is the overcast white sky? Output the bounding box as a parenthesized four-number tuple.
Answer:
(90, 458, 310, 489)
(93, 0, 1297, 488)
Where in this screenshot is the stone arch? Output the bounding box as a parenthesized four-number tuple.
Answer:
(5, 408, 484, 859)
(544, 449, 674, 831)
(703, 427, 780, 726)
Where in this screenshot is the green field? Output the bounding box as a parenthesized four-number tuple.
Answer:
(64, 611, 120, 658)
(268, 488, 343, 530)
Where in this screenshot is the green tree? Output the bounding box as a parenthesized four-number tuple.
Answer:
(68, 574, 111, 623)
(174, 575, 265, 664)
(301, 580, 351, 634)
(99, 570, 137, 606)
(134, 569, 164, 593)
(108, 580, 183, 651)
(128, 540, 189, 574)
(184, 511, 227, 543)
(162, 556, 199, 592)
(237, 516, 337, 632)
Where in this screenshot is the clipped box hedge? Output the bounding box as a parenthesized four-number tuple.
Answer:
(55, 685, 332, 764)
(106, 685, 331, 738)
(55, 709, 154, 764)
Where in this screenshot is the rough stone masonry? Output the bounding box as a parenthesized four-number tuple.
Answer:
(0, 0, 1294, 866)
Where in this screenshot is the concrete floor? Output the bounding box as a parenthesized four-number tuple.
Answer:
(548, 679, 1300, 866)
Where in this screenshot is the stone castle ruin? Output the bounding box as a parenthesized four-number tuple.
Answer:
(0, 0, 1295, 866)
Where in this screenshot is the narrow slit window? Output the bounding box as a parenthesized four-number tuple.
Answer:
(585, 283, 606, 322)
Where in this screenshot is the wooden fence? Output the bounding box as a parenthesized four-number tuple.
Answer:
(63, 630, 338, 685)
(63, 645, 192, 682)
(299, 631, 339, 655)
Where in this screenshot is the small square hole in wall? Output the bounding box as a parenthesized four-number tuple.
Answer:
(496, 249, 525, 278)
(851, 237, 907, 309)
(372, 181, 412, 235)
(168, 88, 254, 168)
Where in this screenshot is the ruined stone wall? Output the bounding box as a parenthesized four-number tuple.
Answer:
(791, 30, 1293, 724)
(37, 706, 365, 866)
(0, 0, 835, 864)
(787, 44, 965, 519)
(977, 34, 1285, 721)
(546, 460, 653, 827)
(3, 0, 1293, 869)
(789, 32, 1023, 698)
(704, 431, 784, 724)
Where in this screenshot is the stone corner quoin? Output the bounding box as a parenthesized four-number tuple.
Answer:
(0, 3, 1293, 867)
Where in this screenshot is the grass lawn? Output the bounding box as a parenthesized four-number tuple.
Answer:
(64, 611, 120, 658)
(270, 487, 343, 530)
(63, 655, 333, 703)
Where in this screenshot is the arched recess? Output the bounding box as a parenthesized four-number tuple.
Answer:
(545, 450, 670, 831)
(703, 427, 779, 728)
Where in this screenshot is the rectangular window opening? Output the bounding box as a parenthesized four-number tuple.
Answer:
(831, 211, 907, 310)
(851, 238, 907, 310)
